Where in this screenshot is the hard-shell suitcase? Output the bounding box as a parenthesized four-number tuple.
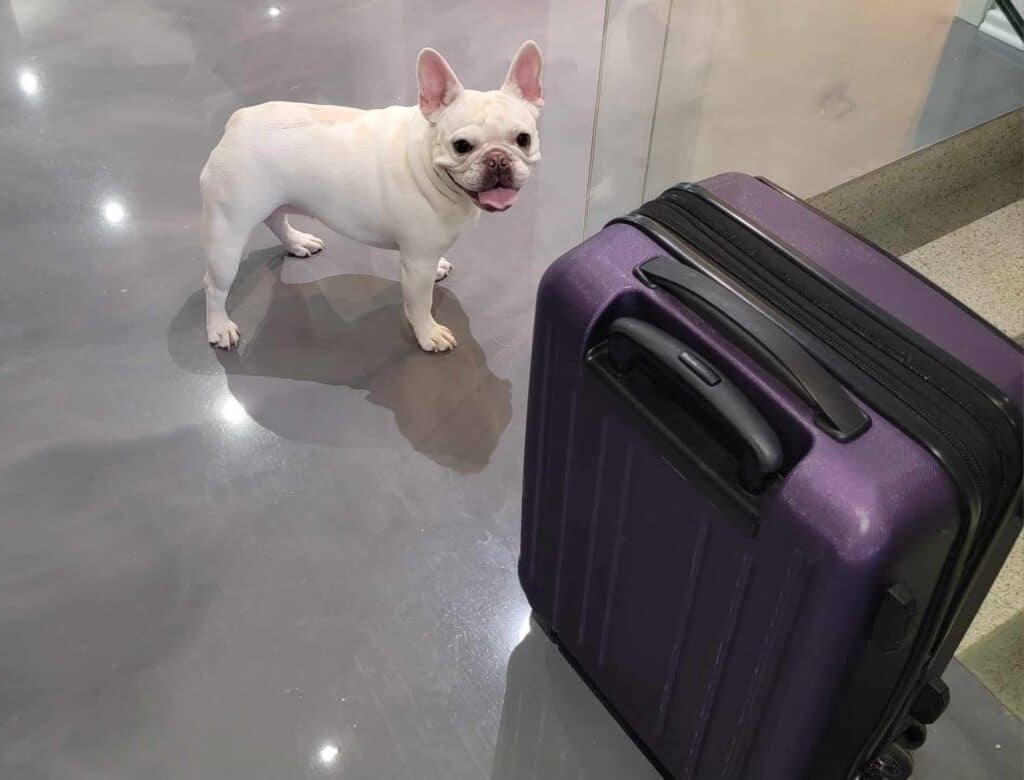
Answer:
(519, 172, 1023, 779)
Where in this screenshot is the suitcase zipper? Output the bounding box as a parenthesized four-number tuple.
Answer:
(753, 174, 1021, 355)
(650, 185, 1020, 576)
(630, 187, 1017, 543)
(641, 197, 992, 512)
(621, 199, 999, 530)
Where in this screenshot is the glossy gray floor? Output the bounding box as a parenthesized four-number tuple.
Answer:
(0, 2, 1019, 779)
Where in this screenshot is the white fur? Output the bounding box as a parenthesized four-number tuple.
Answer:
(199, 41, 543, 352)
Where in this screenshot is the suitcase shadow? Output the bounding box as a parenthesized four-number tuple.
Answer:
(492, 617, 662, 779)
(167, 248, 512, 473)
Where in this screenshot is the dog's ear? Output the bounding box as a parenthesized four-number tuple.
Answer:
(417, 48, 463, 123)
(501, 40, 543, 107)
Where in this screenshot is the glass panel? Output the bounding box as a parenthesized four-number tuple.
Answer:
(586, 0, 1024, 233)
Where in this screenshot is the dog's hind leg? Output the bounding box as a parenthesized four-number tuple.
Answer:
(264, 207, 325, 258)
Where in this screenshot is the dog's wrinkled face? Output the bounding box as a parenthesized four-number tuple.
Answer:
(431, 91, 540, 212)
(417, 41, 543, 213)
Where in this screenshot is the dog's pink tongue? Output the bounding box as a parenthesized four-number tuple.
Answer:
(477, 187, 519, 210)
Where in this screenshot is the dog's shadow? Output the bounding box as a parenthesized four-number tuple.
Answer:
(168, 248, 511, 473)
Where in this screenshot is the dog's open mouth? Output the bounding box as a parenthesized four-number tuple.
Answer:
(470, 186, 519, 212)
(447, 172, 520, 212)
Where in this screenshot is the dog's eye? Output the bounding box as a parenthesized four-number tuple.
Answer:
(516, 132, 531, 148)
(452, 139, 473, 155)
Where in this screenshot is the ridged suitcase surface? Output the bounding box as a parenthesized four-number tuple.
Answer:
(520, 173, 1022, 779)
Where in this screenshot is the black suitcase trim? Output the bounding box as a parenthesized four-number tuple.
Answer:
(609, 182, 1022, 779)
(752, 175, 1023, 355)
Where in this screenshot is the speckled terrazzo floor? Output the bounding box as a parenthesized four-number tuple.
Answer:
(810, 108, 1023, 256)
(902, 199, 1024, 340)
(957, 538, 1024, 718)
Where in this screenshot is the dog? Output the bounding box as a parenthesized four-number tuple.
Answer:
(199, 41, 543, 352)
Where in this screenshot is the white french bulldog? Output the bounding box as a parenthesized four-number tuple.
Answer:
(199, 41, 543, 352)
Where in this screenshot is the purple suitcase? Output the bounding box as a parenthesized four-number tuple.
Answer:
(520, 173, 1022, 779)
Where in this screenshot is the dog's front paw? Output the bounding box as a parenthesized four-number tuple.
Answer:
(415, 321, 458, 352)
(285, 230, 325, 258)
(435, 257, 452, 282)
(208, 319, 240, 349)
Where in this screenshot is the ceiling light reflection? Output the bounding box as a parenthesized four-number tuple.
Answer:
(18, 69, 39, 96)
(103, 200, 127, 224)
(267, 6, 282, 17)
(220, 397, 248, 424)
(318, 743, 339, 766)
(516, 612, 531, 644)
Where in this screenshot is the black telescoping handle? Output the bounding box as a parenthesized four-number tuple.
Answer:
(637, 255, 870, 441)
(608, 317, 784, 492)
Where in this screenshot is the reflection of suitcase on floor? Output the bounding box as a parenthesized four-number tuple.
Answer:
(519, 173, 1023, 779)
(491, 618, 662, 780)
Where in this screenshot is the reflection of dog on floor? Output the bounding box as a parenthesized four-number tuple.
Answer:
(218, 268, 513, 472)
(165, 248, 513, 472)
(199, 41, 543, 352)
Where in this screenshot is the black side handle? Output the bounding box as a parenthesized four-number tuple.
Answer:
(608, 317, 783, 492)
(637, 255, 870, 441)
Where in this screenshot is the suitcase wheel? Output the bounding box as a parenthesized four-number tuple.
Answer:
(895, 721, 927, 752)
(861, 743, 914, 780)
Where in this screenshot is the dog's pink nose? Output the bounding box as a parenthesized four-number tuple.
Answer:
(483, 149, 511, 170)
